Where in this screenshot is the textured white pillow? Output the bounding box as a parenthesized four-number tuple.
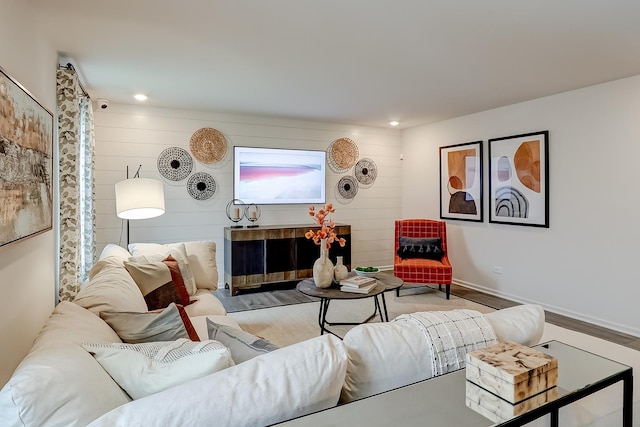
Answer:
(88, 335, 348, 427)
(0, 302, 130, 427)
(128, 243, 197, 296)
(82, 339, 233, 399)
(341, 321, 433, 403)
(483, 304, 545, 346)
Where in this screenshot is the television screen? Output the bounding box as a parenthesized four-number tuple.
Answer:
(233, 146, 326, 205)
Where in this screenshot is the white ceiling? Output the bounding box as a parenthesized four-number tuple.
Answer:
(30, 0, 640, 129)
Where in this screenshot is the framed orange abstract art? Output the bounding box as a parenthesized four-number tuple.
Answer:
(488, 131, 549, 228)
(439, 141, 483, 222)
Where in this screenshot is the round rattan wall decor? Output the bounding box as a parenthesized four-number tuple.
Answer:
(157, 147, 193, 181)
(335, 175, 358, 203)
(190, 127, 227, 164)
(327, 138, 359, 173)
(187, 172, 216, 200)
(354, 157, 378, 187)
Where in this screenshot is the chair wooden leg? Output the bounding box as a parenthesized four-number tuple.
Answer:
(445, 284, 450, 300)
(396, 288, 401, 297)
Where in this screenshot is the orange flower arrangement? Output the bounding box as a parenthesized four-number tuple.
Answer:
(305, 203, 347, 249)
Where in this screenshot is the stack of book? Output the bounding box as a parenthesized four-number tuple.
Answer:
(339, 276, 377, 294)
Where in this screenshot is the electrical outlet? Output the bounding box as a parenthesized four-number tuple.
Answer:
(493, 266, 503, 275)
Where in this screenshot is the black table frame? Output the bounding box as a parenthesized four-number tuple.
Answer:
(317, 291, 385, 336)
(297, 272, 402, 337)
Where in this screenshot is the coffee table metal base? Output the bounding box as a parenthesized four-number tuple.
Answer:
(297, 272, 403, 337)
(317, 295, 384, 337)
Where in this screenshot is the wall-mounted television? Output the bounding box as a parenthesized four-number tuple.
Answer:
(233, 146, 326, 205)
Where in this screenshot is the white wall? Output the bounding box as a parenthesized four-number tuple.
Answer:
(402, 75, 640, 336)
(94, 104, 402, 281)
(0, 0, 58, 385)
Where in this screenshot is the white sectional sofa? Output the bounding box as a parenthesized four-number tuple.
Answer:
(0, 241, 546, 427)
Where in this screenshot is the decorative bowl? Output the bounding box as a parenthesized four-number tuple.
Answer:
(354, 268, 379, 278)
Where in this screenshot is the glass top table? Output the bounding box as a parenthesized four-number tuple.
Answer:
(275, 340, 633, 427)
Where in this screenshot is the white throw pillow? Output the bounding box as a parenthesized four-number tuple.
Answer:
(185, 289, 227, 317)
(483, 304, 545, 346)
(99, 244, 132, 261)
(182, 241, 219, 290)
(0, 302, 131, 427)
(87, 335, 348, 427)
(341, 321, 433, 403)
(75, 261, 148, 315)
(82, 339, 233, 400)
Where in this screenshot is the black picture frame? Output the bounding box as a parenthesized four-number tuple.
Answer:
(488, 131, 549, 228)
(439, 140, 483, 222)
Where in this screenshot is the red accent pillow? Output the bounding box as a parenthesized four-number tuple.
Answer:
(175, 304, 200, 341)
(162, 255, 191, 306)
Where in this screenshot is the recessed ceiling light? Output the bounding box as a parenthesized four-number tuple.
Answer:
(389, 121, 399, 127)
(134, 94, 148, 101)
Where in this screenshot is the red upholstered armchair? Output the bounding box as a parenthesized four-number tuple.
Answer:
(394, 219, 452, 299)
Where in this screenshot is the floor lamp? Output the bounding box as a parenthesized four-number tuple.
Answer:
(115, 166, 165, 248)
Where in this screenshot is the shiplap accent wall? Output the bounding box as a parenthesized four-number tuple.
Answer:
(94, 104, 402, 285)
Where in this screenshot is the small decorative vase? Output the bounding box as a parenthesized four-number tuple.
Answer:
(313, 239, 334, 288)
(333, 255, 349, 282)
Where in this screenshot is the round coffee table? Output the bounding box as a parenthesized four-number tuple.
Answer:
(297, 271, 403, 336)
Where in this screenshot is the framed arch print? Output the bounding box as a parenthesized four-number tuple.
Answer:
(439, 141, 483, 222)
(488, 131, 549, 228)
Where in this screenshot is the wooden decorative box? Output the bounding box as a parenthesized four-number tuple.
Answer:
(465, 380, 558, 423)
(465, 341, 558, 404)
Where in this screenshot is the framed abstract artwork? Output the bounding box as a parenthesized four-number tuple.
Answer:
(488, 131, 549, 227)
(0, 66, 54, 247)
(439, 141, 483, 222)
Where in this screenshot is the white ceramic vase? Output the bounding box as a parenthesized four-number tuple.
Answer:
(333, 255, 349, 282)
(313, 239, 334, 288)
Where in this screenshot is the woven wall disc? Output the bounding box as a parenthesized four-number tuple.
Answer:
(187, 172, 216, 200)
(336, 175, 358, 200)
(354, 157, 378, 187)
(327, 138, 359, 173)
(190, 128, 227, 164)
(157, 147, 193, 181)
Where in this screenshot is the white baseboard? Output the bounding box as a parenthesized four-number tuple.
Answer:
(453, 278, 640, 338)
(354, 267, 638, 337)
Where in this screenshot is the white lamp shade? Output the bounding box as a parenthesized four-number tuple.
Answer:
(115, 178, 165, 220)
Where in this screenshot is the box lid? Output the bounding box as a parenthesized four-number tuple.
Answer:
(466, 342, 558, 385)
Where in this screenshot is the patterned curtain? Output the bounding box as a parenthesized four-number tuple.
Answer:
(57, 68, 96, 301)
(79, 97, 96, 283)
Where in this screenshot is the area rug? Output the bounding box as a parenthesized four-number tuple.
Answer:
(228, 287, 494, 346)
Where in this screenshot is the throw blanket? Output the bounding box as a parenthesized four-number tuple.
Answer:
(393, 309, 497, 376)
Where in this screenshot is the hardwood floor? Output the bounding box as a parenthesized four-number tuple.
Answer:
(216, 280, 640, 351)
(213, 282, 318, 313)
(443, 283, 640, 351)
